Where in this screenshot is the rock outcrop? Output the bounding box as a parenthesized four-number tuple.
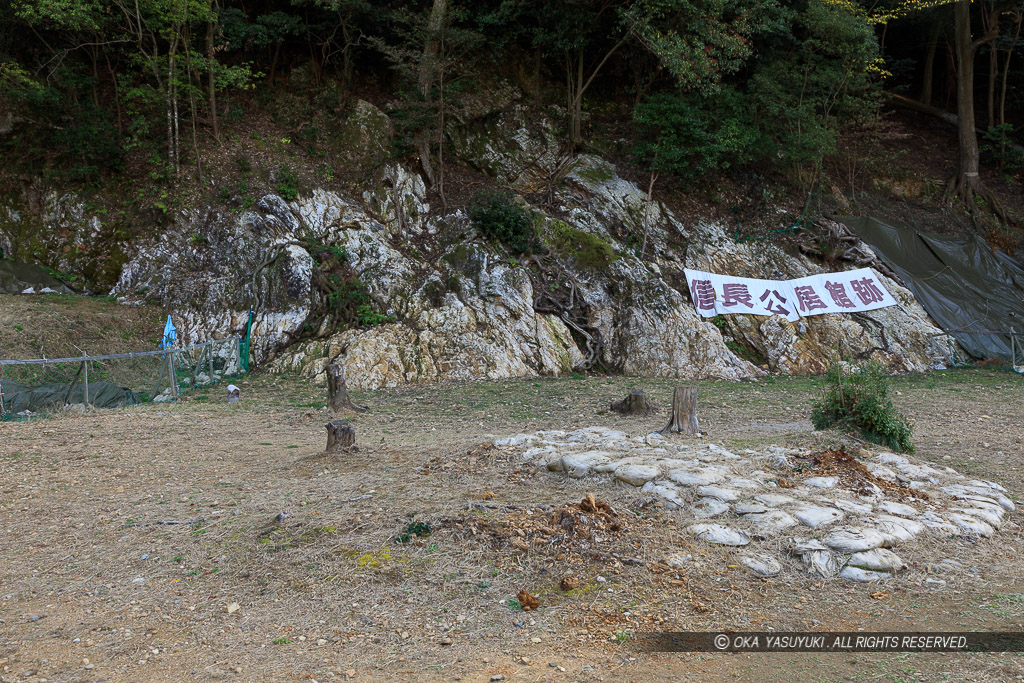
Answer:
(2, 102, 951, 388)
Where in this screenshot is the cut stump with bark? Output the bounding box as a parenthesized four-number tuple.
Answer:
(661, 386, 699, 435)
(327, 363, 367, 413)
(325, 420, 356, 453)
(609, 390, 657, 416)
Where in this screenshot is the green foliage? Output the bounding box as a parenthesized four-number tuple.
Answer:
(275, 164, 299, 200)
(982, 124, 1024, 176)
(634, 88, 757, 178)
(468, 189, 535, 253)
(632, 1, 879, 178)
(356, 303, 393, 327)
(746, 1, 880, 170)
(324, 276, 394, 328)
(623, 0, 776, 94)
(394, 521, 432, 544)
(545, 220, 618, 269)
(811, 360, 914, 453)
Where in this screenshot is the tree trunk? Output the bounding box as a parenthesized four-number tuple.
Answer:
(987, 37, 997, 129)
(661, 386, 698, 435)
(325, 420, 355, 453)
(921, 23, 941, 106)
(945, 0, 1009, 225)
(206, 17, 219, 139)
(327, 363, 367, 413)
(999, 11, 1022, 127)
(419, 0, 448, 99)
(610, 390, 657, 416)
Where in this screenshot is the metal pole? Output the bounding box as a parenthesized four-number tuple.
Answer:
(83, 360, 89, 407)
(1012, 327, 1017, 368)
(208, 343, 215, 382)
(167, 350, 178, 398)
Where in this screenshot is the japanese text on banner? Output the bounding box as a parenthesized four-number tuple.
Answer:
(683, 267, 896, 322)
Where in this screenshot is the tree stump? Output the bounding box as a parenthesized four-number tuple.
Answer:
(609, 390, 656, 416)
(325, 420, 356, 453)
(327, 363, 366, 413)
(661, 386, 699, 435)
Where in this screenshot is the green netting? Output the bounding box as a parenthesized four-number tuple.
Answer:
(0, 337, 245, 419)
(239, 309, 253, 373)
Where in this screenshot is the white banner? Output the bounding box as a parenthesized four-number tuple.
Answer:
(683, 267, 897, 322)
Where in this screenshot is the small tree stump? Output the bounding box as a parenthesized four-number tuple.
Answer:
(609, 390, 656, 416)
(661, 386, 699, 435)
(327, 363, 366, 413)
(325, 420, 356, 453)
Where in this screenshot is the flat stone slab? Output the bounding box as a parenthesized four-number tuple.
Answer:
(689, 524, 750, 546)
(497, 427, 1015, 583)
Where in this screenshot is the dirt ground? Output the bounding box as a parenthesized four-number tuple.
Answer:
(1, 369, 1023, 683)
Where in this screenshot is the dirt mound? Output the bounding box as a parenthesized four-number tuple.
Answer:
(795, 448, 924, 502)
(444, 494, 629, 557)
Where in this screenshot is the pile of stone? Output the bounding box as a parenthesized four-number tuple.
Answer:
(495, 427, 1013, 582)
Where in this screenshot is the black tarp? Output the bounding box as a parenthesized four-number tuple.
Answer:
(0, 260, 76, 295)
(0, 378, 138, 415)
(841, 215, 1024, 360)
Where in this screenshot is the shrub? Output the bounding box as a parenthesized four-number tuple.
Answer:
(275, 163, 299, 200)
(467, 189, 535, 253)
(811, 360, 914, 453)
(981, 124, 1024, 176)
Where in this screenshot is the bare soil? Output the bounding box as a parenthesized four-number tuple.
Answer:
(0, 295, 163, 361)
(1, 368, 1023, 682)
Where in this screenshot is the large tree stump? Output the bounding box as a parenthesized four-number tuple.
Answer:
(327, 363, 366, 413)
(325, 420, 356, 453)
(609, 390, 657, 416)
(661, 386, 699, 435)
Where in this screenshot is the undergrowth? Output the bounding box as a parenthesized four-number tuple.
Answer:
(468, 189, 535, 254)
(811, 360, 914, 453)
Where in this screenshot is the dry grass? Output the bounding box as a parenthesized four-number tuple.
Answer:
(0, 294, 163, 360)
(0, 369, 1022, 682)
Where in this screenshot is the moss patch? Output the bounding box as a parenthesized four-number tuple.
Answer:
(544, 220, 618, 269)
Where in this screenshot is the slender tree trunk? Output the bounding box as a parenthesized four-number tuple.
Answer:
(167, 32, 179, 174)
(437, 34, 447, 211)
(207, 17, 219, 139)
(999, 12, 1022, 126)
(419, 0, 448, 99)
(415, 0, 447, 188)
(987, 27, 997, 128)
(90, 45, 100, 108)
(921, 23, 941, 106)
(953, 1, 981, 187)
(532, 47, 541, 107)
(269, 41, 281, 84)
(945, 0, 1008, 225)
(341, 20, 354, 90)
(105, 52, 122, 132)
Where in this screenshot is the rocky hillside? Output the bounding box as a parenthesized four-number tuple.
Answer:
(0, 102, 952, 388)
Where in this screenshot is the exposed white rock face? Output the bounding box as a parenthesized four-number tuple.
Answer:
(496, 426, 1014, 582)
(683, 221, 950, 374)
(86, 104, 950, 384)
